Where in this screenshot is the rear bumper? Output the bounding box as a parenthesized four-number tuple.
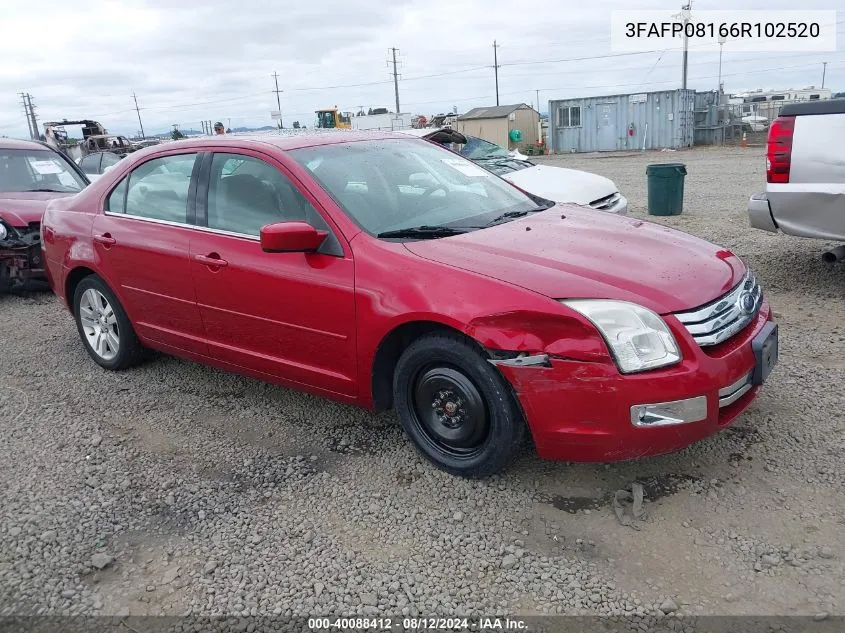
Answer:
(749, 189, 845, 241)
(747, 193, 778, 233)
(498, 303, 773, 462)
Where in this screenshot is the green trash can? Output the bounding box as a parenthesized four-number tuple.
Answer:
(646, 163, 687, 216)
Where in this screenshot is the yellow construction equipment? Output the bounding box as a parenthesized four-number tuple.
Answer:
(315, 107, 352, 129)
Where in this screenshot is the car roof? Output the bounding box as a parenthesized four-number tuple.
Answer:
(155, 130, 417, 153)
(0, 138, 55, 151)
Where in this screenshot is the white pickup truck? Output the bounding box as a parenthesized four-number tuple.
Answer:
(748, 98, 845, 261)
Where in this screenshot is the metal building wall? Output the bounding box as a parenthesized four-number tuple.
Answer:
(548, 90, 695, 153)
(456, 118, 509, 147)
(512, 107, 540, 148)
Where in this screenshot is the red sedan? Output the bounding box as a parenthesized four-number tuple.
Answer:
(41, 132, 778, 477)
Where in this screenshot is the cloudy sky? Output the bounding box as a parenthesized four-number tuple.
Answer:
(1, 0, 842, 138)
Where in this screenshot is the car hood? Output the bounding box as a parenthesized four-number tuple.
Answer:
(0, 192, 75, 227)
(501, 165, 618, 205)
(404, 205, 745, 314)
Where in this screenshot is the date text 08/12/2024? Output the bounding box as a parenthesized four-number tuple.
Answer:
(307, 617, 528, 630)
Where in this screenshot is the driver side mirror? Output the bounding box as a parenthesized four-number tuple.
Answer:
(260, 221, 327, 253)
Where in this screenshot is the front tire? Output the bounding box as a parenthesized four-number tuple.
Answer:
(393, 332, 525, 477)
(73, 275, 144, 370)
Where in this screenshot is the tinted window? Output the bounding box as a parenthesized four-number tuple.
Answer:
(207, 153, 315, 236)
(79, 154, 101, 175)
(124, 154, 197, 223)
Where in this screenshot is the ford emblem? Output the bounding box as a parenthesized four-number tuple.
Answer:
(738, 291, 756, 314)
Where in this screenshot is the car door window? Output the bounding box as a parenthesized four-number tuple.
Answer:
(100, 152, 121, 171)
(122, 154, 197, 224)
(79, 154, 101, 175)
(207, 153, 315, 236)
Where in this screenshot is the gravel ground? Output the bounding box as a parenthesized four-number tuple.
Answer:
(1, 145, 844, 622)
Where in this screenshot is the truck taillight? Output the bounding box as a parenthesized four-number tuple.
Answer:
(766, 115, 795, 184)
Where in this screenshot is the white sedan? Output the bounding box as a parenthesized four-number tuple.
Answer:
(400, 128, 628, 215)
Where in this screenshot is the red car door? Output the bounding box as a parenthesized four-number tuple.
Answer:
(91, 151, 208, 355)
(189, 150, 357, 397)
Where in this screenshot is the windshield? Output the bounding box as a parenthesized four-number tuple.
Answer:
(291, 138, 542, 236)
(457, 136, 511, 160)
(0, 148, 87, 193)
(316, 111, 336, 128)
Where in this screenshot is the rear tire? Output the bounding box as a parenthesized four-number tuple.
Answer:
(393, 332, 525, 477)
(73, 275, 144, 370)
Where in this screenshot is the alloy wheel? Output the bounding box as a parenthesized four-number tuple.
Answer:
(78, 288, 120, 361)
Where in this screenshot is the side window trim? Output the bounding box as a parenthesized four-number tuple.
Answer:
(194, 152, 214, 228)
(186, 152, 208, 225)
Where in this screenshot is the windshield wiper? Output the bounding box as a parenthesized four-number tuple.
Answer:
(377, 225, 470, 239)
(486, 204, 552, 226)
(24, 188, 71, 193)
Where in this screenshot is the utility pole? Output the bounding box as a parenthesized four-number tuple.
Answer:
(271, 72, 283, 129)
(19, 93, 34, 139)
(822, 61, 828, 89)
(681, 2, 692, 90)
(717, 33, 726, 99)
(536, 89, 540, 114)
(26, 94, 39, 140)
(132, 92, 145, 139)
(20, 93, 39, 140)
(388, 48, 401, 114)
(493, 40, 500, 106)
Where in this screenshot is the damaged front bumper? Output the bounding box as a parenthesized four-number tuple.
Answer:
(491, 304, 773, 463)
(0, 222, 45, 292)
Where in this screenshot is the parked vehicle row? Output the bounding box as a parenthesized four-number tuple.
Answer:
(39, 132, 777, 477)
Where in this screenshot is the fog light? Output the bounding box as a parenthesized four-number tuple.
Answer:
(630, 396, 708, 427)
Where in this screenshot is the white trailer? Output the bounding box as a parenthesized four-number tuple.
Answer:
(351, 113, 413, 131)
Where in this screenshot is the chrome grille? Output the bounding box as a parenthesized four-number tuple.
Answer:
(589, 192, 621, 210)
(674, 271, 762, 347)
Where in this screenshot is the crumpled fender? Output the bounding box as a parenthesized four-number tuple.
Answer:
(465, 309, 610, 363)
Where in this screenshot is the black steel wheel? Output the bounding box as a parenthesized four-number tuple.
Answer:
(393, 331, 525, 477)
(410, 365, 489, 457)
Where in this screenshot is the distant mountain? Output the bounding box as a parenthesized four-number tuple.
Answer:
(145, 124, 282, 137)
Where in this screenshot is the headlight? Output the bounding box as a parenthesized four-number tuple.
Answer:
(0, 222, 8, 241)
(561, 299, 681, 373)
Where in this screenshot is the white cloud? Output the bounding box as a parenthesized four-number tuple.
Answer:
(1, 0, 842, 137)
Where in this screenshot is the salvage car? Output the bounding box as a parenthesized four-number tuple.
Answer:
(401, 128, 628, 214)
(42, 132, 777, 477)
(1, 138, 89, 292)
